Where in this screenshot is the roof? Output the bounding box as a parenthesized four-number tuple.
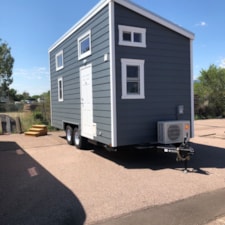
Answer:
(117, 0, 194, 39)
(49, 0, 194, 52)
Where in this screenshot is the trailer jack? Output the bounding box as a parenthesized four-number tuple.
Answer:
(176, 148, 193, 173)
(158, 141, 194, 173)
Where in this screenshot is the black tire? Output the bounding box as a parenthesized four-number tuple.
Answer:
(73, 127, 88, 149)
(66, 125, 74, 145)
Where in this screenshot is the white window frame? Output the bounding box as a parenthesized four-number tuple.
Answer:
(121, 58, 145, 99)
(78, 30, 92, 60)
(58, 77, 64, 102)
(119, 25, 146, 48)
(55, 50, 64, 71)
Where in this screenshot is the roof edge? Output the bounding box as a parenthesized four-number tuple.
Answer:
(49, 0, 194, 52)
(115, 0, 194, 40)
(48, 0, 110, 53)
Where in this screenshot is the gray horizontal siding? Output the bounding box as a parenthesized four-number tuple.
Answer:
(49, 5, 112, 145)
(114, 3, 192, 146)
(93, 103, 111, 111)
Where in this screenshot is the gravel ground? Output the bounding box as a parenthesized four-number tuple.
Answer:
(206, 216, 225, 225)
(0, 119, 225, 224)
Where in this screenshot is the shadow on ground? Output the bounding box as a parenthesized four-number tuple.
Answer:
(0, 141, 86, 225)
(92, 142, 225, 175)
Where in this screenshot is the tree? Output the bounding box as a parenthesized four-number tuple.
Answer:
(0, 39, 14, 97)
(40, 91, 51, 123)
(31, 95, 41, 101)
(8, 88, 17, 101)
(195, 64, 225, 117)
(22, 91, 30, 100)
(32, 91, 51, 125)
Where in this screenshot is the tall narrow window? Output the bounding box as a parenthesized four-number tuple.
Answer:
(121, 58, 145, 99)
(78, 30, 92, 60)
(55, 50, 64, 71)
(119, 25, 146, 48)
(58, 77, 63, 102)
(127, 66, 140, 94)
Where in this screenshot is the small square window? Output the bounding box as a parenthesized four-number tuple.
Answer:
(78, 30, 91, 60)
(121, 58, 145, 99)
(80, 37, 90, 54)
(134, 33, 142, 43)
(127, 82, 140, 94)
(55, 50, 64, 71)
(127, 66, 139, 78)
(119, 25, 146, 48)
(123, 32, 131, 41)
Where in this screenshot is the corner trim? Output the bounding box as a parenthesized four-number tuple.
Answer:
(109, 1, 117, 147)
(190, 40, 194, 137)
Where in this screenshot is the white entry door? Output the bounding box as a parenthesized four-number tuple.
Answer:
(80, 64, 93, 139)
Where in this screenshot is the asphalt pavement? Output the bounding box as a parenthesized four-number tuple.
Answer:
(93, 188, 225, 225)
(0, 141, 86, 225)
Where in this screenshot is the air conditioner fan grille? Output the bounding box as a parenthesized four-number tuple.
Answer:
(167, 125, 181, 141)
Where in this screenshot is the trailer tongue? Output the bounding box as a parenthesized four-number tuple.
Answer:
(157, 139, 194, 173)
(134, 120, 194, 173)
(135, 140, 194, 173)
(156, 120, 194, 172)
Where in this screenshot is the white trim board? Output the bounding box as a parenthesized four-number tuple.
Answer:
(109, 0, 117, 147)
(190, 40, 194, 138)
(49, 0, 194, 52)
(121, 58, 145, 99)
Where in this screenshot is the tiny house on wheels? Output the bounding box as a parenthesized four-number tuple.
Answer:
(49, 0, 195, 165)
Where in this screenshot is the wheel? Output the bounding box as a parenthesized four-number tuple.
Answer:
(66, 125, 74, 145)
(73, 127, 88, 149)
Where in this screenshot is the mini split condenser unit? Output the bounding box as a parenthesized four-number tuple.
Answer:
(157, 121, 190, 144)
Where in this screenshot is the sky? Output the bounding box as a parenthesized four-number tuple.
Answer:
(0, 0, 225, 96)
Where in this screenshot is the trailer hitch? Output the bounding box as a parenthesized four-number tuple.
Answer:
(175, 139, 194, 173)
(158, 138, 194, 173)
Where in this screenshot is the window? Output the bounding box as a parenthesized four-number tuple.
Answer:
(58, 77, 63, 101)
(119, 25, 146, 48)
(121, 58, 145, 99)
(78, 30, 91, 60)
(55, 50, 64, 71)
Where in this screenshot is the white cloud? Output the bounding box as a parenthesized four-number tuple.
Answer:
(195, 21, 207, 27)
(220, 58, 225, 68)
(11, 67, 50, 95)
(13, 67, 49, 80)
